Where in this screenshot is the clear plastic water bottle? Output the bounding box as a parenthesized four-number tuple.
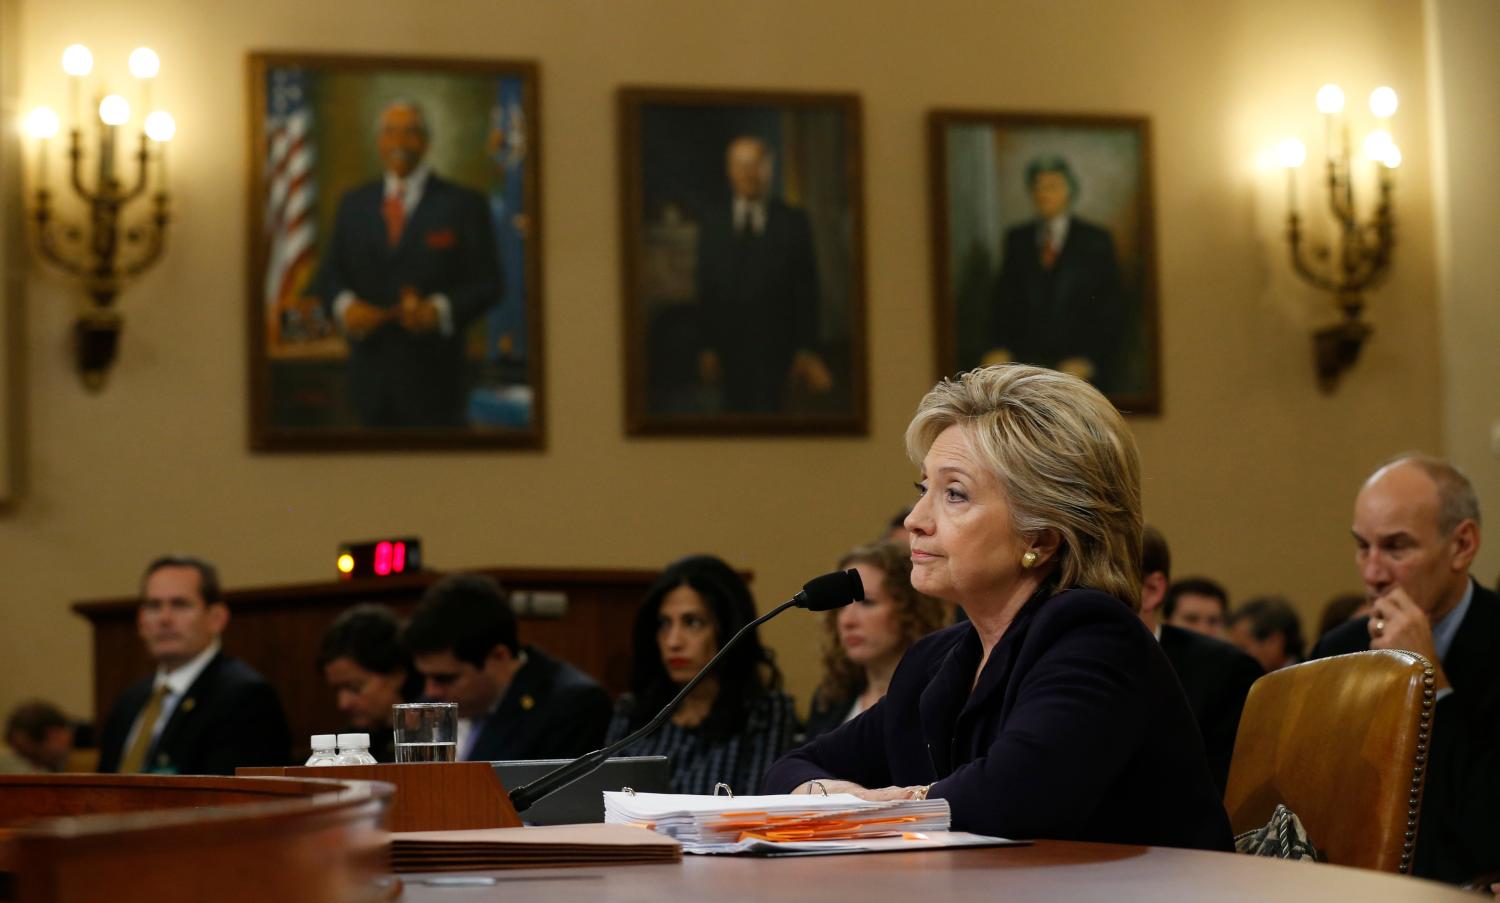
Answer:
(335, 732, 378, 765)
(305, 734, 339, 766)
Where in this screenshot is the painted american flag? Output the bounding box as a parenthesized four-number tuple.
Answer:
(262, 68, 318, 334)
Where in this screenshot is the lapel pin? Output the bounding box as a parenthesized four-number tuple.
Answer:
(521, 694, 535, 711)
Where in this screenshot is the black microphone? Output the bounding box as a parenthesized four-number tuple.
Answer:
(506, 568, 864, 813)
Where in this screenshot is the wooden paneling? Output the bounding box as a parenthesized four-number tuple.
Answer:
(239, 762, 521, 832)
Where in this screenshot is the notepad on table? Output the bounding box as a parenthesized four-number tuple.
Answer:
(390, 822, 682, 872)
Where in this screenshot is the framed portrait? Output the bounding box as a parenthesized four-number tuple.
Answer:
(928, 110, 1160, 414)
(619, 87, 867, 435)
(247, 52, 543, 450)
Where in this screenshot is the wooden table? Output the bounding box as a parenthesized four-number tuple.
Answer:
(392, 841, 1478, 902)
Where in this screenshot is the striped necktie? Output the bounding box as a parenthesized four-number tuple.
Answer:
(119, 685, 171, 773)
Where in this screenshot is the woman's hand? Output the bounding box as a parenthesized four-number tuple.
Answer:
(792, 779, 867, 796)
(850, 785, 928, 802)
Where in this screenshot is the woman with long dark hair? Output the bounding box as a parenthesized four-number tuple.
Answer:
(606, 554, 796, 795)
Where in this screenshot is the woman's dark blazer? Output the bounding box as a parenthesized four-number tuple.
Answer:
(765, 587, 1233, 852)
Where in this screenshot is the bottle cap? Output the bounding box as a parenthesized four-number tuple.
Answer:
(310, 734, 336, 747)
(337, 732, 370, 748)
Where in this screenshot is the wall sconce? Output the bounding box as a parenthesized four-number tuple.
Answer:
(25, 44, 174, 391)
(1278, 83, 1399, 392)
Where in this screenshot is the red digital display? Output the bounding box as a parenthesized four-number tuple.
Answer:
(337, 538, 422, 579)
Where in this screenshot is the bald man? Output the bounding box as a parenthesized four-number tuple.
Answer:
(1312, 454, 1499, 884)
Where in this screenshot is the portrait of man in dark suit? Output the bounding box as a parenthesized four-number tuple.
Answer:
(988, 155, 1125, 389)
(314, 98, 503, 428)
(694, 136, 833, 414)
(623, 90, 866, 434)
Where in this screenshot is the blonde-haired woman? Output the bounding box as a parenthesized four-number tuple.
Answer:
(766, 365, 1232, 851)
(803, 541, 948, 741)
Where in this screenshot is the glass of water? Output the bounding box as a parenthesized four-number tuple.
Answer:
(392, 702, 458, 763)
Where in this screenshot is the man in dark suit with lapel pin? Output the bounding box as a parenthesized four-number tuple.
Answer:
(1138, 526, 1263, 795)
(693, 135, 833, 414)
(98, 556, 291, 775)
(1312, 455, 1500, 884)
(988, 155, 1126, 393)
(315, 98, 503, 428)
(403, 574, 611, 762)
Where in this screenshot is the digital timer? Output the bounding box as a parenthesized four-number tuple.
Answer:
(336, 537, 422, 579)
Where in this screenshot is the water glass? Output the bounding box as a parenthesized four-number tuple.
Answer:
(393, 702, 458, 763)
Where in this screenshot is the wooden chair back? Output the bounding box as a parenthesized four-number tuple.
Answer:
(1224, 650, 1435, 872)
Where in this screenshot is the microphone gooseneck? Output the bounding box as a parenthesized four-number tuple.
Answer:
(506, 568, 864, 812)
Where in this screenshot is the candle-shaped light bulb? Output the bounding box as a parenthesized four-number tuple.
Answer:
(1369, 87, 1399, 119)
(25, 106, 61, 139)
(99, 95, 131, 126)
(128, 47, 160, 79)
(61, 44, 94, 76)
(26, 107, 60, 187)
(144, 110, 176, 142)
(1364, 129, 1395, 163)
(1382, 145, 1402, 169)
(1316, 83, 1345, 114)
(1276, 137, 1307, 169)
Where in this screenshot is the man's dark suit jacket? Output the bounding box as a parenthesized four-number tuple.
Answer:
(465, 646, 612, 762)
(694, 198, 820, 413)
(97, 652, 291, 775)
(993, 216, 1125, 392)
(766, 588, 1233, 851)
(316, 174, 502, 428)
(1310, 580, 1500, 884)
(1158, 623, 1264, 795)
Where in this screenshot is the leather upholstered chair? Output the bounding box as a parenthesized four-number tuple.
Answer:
(1223, 650, 1436, 872)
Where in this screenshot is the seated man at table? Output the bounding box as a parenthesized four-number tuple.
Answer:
(402, 573, 611, 761)
(98, 555, 291, 775)
(1139, 526, 1262, 794)
(1311, 454, 1500, 884)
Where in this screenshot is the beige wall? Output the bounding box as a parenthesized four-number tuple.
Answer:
(1, 0, 21, 508)
(1428, 0, 1500, 585)
(1, 0, 1446, 721)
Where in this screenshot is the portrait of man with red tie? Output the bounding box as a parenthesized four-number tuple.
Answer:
(251, 55, 541, 445)
(988, 155, 1126, 392)
(314, 98, 503, 429)
(930, 112, 1158, 412)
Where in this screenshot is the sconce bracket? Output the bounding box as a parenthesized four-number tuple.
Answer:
(74, 308, 123, 392)
(1313, 318, 1372, 393)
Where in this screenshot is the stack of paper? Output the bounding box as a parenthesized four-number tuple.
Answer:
(389, 823, 682, 872)
(604, 791, 973, 854)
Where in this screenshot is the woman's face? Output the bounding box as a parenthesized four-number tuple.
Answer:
(906, 424, 1031, 606)
(323, 656, 408, 730)
(837, 564, 904, 668)
(656, 585, 719, 685)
